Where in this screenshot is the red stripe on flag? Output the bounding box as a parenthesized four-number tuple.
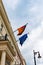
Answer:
(17, 25, 26, 35)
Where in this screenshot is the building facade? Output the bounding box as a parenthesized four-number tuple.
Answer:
(0, 0, 26, 65)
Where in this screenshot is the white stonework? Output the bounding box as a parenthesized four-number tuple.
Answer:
(0, 0, 26, 65)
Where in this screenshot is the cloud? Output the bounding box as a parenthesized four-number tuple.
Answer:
(20, 21, 43, 65)
(3, 0, 20, 10)
(3, 0, 43, 65)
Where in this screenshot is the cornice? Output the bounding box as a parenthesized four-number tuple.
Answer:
(0, 40, 15, 56)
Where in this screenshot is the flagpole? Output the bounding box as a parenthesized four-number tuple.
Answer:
(26, 23, 28, 25)
(27, 32, 29, 34)
(15, 39, 19, 43)
(13, 29, 17, 33)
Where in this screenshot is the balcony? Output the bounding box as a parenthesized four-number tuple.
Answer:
(0, 34, 8, 41)
(0, 35, 16, 61)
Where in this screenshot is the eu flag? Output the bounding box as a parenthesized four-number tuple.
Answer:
(19, 34, 28, 46)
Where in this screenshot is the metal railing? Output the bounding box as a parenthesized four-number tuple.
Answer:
(0, 35, 8, 41)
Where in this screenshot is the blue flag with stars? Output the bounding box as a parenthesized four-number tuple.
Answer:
(19, 34, 28, 46)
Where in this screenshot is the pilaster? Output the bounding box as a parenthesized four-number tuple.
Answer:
(1, 51, 6, 65)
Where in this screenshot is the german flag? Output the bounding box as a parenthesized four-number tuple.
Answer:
(17, 23, 28, 35)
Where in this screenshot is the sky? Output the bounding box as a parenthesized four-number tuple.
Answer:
(2, 0, 43, 65)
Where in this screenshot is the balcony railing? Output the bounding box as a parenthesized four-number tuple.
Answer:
(0, 35, 8, 41)
(0, 35, 16, 56)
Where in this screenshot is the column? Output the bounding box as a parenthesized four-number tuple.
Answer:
(1, 51, 6, 65)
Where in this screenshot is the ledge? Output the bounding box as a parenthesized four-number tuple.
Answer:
(0, 40, 16, 56)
